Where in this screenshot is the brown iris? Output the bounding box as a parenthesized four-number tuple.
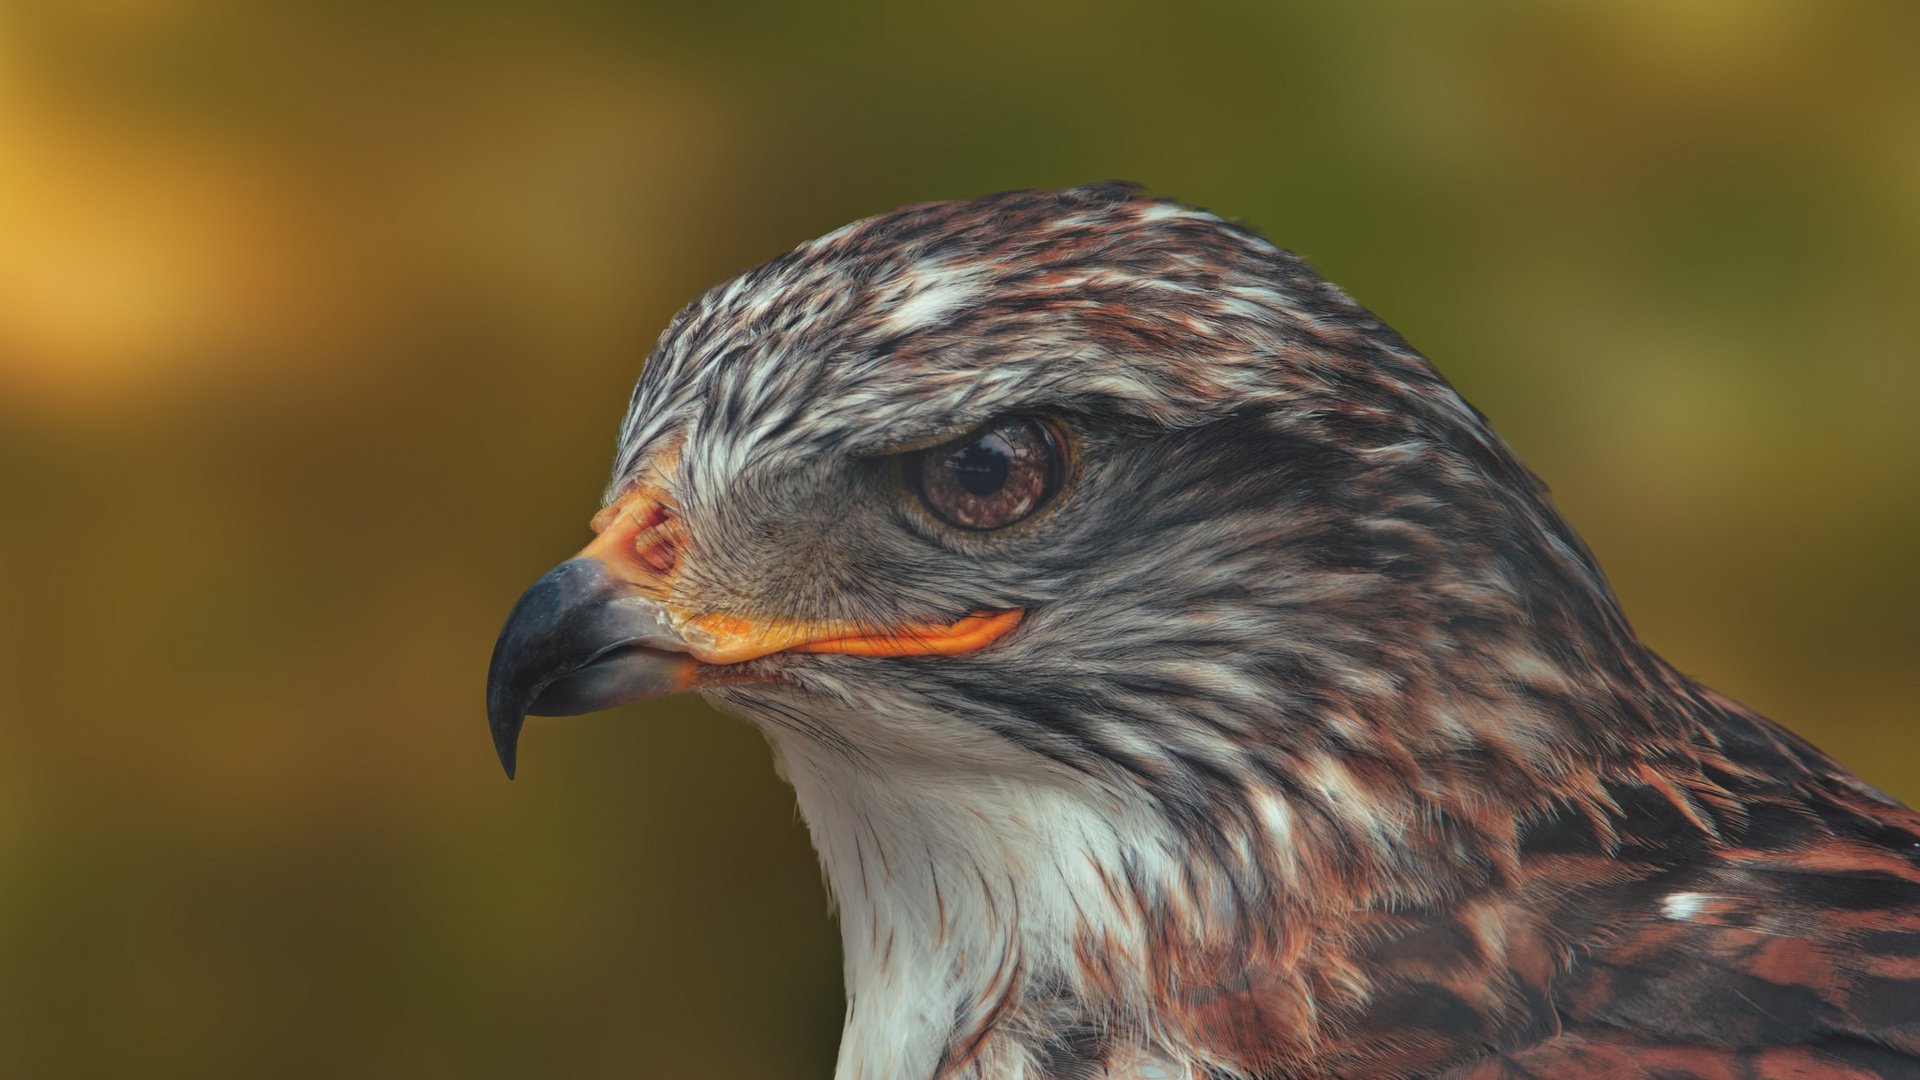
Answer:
(910, 415, 1067, 531)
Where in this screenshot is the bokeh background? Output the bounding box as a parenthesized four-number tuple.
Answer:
(1, 1, 1916, 1075)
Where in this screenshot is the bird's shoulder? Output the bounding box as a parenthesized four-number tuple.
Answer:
(1429, 700, 1920, 1078)
(1065, 694, 1920, 1079)
(1437, 1031, 1920, 1079)
(1200, 698, 1920, 1079)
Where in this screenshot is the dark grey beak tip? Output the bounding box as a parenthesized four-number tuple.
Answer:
(487, 559, 602, 782)
(487, 557, 692, 781)
(489, 709, 522, 780)
(487, 635, 530, 780)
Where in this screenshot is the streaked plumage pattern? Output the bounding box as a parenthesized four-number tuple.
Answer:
(516, 184, 1920, 1077)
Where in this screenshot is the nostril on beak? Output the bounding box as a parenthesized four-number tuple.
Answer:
(585, 490, 684, 585)
(633, 515, 681, 574)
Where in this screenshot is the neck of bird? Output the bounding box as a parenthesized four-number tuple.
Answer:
(771, 730, 1206, 1080)
(768, 728, 1662, 1075)
(757, 625, 1675, 1078)
(769, 723, 1504, 1078)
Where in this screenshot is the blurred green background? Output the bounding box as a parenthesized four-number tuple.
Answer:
(1, 0, 1915, 1076)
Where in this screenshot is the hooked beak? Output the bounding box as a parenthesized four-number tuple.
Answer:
(485, 557, 698, 779)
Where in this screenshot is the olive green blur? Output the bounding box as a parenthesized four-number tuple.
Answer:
(0, 1, 1914, 1076)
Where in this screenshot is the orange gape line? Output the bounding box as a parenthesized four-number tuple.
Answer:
(790, 609, 1025, 657)
(679, 608, 1024, 665)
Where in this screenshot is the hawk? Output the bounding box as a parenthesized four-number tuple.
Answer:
(486, 184, 1920, 1079)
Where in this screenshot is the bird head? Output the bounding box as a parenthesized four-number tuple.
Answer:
(488, 183, 1646, 836)
(483, 183, 1920, 1080)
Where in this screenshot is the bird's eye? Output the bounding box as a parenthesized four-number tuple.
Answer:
(910, 415, 1067, 531)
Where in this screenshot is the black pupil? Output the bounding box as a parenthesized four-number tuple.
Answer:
(948, 435, 1009, 497)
